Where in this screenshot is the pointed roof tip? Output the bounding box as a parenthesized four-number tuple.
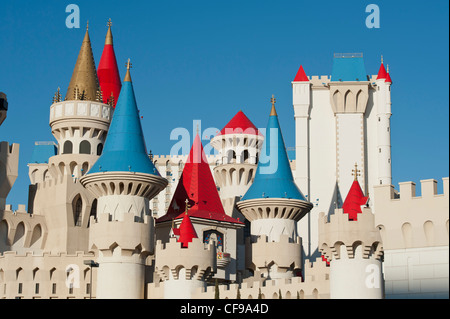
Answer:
(65, 24, 100, 101)
(385, 64, 392, 83)
(124, 59, 132, 82)
(293, 65, 309, 82)
(270, 94, 277, 116)
(105, 18, 113, 45)
(376, 60, 387, 80)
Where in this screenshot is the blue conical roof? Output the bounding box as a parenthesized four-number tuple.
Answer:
(87, 67, 160, 176)
(241, 105, 306, 201)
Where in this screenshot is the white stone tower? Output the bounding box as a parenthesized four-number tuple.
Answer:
(210, 110, 264, 218)
(80, 62, 167, 299)
(374, 58, 393, 186)
(29, 26, 113, 253)
(319, 171, 384, 299)
(237, 98, 313, 280)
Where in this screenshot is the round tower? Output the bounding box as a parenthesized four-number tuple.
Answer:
(154, 210, 217, 299)
(319, 169, 384, 299)
(237, 98, 313, 280)
(375, 57, 393, 187)
(210, 110, 264, 217)
(80, 62, 167, 299)
(49, 25, 115, 180)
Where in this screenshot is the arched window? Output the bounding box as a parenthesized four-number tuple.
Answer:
(97, 143, 103, 156)
(73, 197, 82, 227)
(63, 141, 73, 154)
(87, 199, 97, 228)
(242, 150, 250, 163)
(79, 140, 91, 154)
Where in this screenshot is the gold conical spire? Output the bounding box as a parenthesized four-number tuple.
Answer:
(270, 94, 277, 116)
(105, 18, 113, 45)
(124, 58, 132, 82)
(65, 25, 101, 101)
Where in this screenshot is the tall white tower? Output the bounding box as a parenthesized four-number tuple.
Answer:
(374, 59, 393, 186)
(81, 62, 167, 299)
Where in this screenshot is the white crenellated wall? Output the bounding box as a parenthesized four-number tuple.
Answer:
(373, 177, 449, 298)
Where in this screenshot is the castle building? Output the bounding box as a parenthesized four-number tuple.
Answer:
(0, 23, 448, 299)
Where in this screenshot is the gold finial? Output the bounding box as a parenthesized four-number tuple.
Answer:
(184, 199, 191, 215)
(124, 59, 132, 82)
(352, 162, 361, 181)
(74, 85, 80, 100)
(86, 20, 89, 31)
(107, 92, 115, 107)
(270, 94, 277, 116)
(96, 89, 103, 102)
(53, 87, 62, 103)
(381, 55, 383, 64)
(387, 64, 390, 73)
(105, 18, 113, 45)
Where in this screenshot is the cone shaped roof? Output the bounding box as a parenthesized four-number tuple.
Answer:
(87, 65, 160, 176)
(376, 63, 387, 80)
(293, 65, 309, 82)
(176, 213, 198, 248)
(342, 179, 369, 221)
(218, 110, 261, 136)
(157, 134, 243, 224)
(65, 28, 100, 101)
(98, 22, 122, 107)
(241, 105, 306, 201)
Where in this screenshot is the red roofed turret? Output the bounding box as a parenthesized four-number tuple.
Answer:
(376, 56, 387, 80)
(175, 208, 198, 248)
(385, 64, 392, 83)
(218, 110, 261, 136)
(97, 19, 121, 107)
(157, 134, 243, 225)
(293, 65, 309, 82)
(342, 164, 369, 221)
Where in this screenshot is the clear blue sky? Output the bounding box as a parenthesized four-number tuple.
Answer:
(0, 0, 448, 209)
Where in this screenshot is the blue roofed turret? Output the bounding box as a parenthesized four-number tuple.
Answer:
(241, 96, 306, 201)
(87, 60, 160, 176)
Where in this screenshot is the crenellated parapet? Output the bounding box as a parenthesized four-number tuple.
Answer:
(154, 237, 216, 282)
(245, 234, 302, 279)
(319, 208, 383, 261)
(89, 212, 154, 258)
(0, 207, 47, 254)
(373, 177, 449, 250)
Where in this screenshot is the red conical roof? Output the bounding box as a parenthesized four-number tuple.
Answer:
(97, 23, 121, 107)
(218, 110, 261, 136)
(157, 134, 243, 224)
(342, 179, 369, 221)
(385, 67, 392, 83)
(293, 65, 309, 82)
(376, 63, 387, 80)
(176, 213, 198, 248)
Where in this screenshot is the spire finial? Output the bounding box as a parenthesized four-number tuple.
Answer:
(105, 18, 113, 45)
(270, 94, 277, 116)
(352, 162, 361, 181)
(107, 18, 112, 27)
(184, 198, 191, 215)
(387, 64, 390, 73)
(381, 55, 383, 64)
(86, 20, 89, 31)
(124, 59, 132, 82)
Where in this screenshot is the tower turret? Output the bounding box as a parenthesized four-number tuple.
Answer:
(319, 170, 384, 299)
(375, 57, 393, 187)
(31, 26, 113, 253)
(237, 98, 313, 279)
(80, 61, 168, 299)
(292, 65, 312, 198)
(210, 110, 263, 217)
(97, 19, 122, 107)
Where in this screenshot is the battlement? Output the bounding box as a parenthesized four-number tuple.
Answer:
(373, 177, 449, 250)
(152, 154, 220, 166)
(319, 208, 383, 261)
(154, 237, 216, 281)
